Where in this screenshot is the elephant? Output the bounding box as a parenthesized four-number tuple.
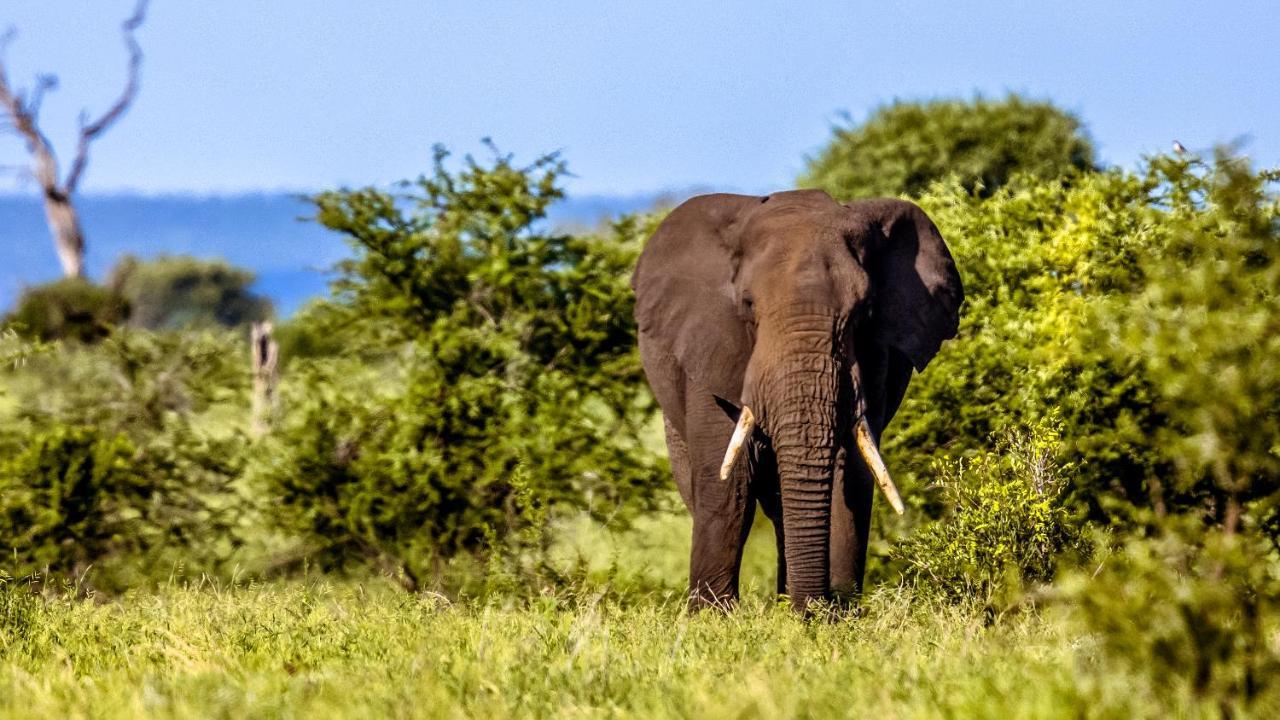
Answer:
(631, 189, 963, 612)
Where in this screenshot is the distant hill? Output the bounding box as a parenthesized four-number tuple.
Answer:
(0, 190, 676, 316)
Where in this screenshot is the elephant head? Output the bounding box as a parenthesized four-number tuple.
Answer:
(632, 189, 962, 608)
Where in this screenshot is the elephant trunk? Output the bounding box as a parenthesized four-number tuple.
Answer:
(768, 350, 841, 611)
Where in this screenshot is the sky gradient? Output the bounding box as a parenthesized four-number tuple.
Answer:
(2, 1, 1276, 197)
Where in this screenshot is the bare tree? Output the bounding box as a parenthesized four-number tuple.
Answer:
(0, 1, 148, 278)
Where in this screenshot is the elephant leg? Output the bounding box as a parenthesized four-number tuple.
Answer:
(663, 416, 694, 509)
(829, 342, 910, 601)
(830, 446, 874, 602)
(752, 451, 787, 596)
(684, 382, 755, 610)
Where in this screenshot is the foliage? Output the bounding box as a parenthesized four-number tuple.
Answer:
(1100, 152, 1280, 535)
(108, 254, 273, 330)
(801, 94, 1096, 199)
(895, 422, 1090, 604)
(0, 326, 50, 368)
(257, 145, 665, 587)
(884, 152, 1279, 547)
(1059, 529, 1280, 714)
(6, 278, 129, 343)
(0, 330, 250, 589)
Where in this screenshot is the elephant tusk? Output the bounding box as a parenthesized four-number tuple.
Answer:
(719, 406, 756, 481)
(855, 417, 905, 515)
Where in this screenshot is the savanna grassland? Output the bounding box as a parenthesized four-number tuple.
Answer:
(3, 98, 1280, 718)
(0, 579, 1183, 719)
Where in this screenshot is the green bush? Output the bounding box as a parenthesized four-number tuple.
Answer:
(895, 422, 1090, 604)
(108, 254, 273, 330)
(6, 278, 129, 343)
(1100, 152, 1280, 536)
(0, 330, 250, 590)
(256, 146, 665, 589)
(1059, 529, 1280, 713)
(801, 94, 1096, 199)
(882, 151, 1278, 547)
(1, 426, 149, 579)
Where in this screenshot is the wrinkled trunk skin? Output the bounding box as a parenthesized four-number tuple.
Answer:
(757, 314, 841, 611)
(43, 191, 86, 278)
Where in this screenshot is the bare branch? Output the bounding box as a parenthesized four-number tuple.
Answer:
(0, 31, 60, 191)
(26, 73, 57, 120)
(64, 0, 148, 193)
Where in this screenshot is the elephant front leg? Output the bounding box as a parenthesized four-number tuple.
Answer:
(685, 389, 755, 611)
(829, 445, 874, 604)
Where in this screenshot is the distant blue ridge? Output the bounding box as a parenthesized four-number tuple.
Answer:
(0, 191, 672, 317)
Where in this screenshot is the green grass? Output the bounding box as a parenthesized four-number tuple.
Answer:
(2, 575, 1257, 719)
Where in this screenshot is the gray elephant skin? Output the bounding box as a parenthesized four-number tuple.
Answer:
(631, 189, 963, 611)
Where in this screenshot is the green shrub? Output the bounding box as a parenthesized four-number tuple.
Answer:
(256, 146, 665, 589)
(1099, 152, 1280, 536)
(1059, 529, 1280, 713)
(895, 422, 1090, 604)
(0, 330, 250, 590)
(801, 94, 1096, 199)
(1, 426, 147, 578)
(108, 254, 273, 330)
(883, 152, 1278, 547)
(6, 278, 129, 343)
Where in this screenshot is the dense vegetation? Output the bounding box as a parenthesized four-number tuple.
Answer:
(2, 99, 1278, 716)
(801, 94, 1096, 199)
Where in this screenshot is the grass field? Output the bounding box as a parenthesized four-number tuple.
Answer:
(4, 512, 1267, 720)
(0, 580, 1144, 719)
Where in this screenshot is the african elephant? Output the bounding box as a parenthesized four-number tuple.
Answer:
(631, 189, 963, 611)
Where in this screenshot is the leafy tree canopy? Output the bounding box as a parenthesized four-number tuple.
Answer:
(801, 94, 1097, 199)
(260, 144, 664, 587)
(108, 255, 273, 331)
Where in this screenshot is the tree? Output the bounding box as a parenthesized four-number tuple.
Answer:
(6, 277, 130, 343)
(1102, 151, 1280, 537)
(259, 145, 664, 587)
(0, 0, 148, 278)
(801, 94, 1096, 200)
(108, 255, 273, 330)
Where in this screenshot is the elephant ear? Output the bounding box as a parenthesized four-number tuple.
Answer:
(631, 193, 761, 406)
(848, 198, 964, 371)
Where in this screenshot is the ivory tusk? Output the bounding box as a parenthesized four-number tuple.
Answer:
(855, 417, 905, 515)
(718, 406, 756, 481)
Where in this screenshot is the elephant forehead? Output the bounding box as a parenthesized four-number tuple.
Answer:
(742, 208, 861, 254)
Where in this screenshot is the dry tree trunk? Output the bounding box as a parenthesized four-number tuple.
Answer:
(0, 1, 148, 278)
(250, 321, 280, 436)
(43, 190, 87, 277)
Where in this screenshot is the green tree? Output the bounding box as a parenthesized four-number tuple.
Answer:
(801, 94, 1096, 199)
(6, 278, 129, 343)
(108, 255, 273, 330)
(884, 151, 1278, 550)
(259, 145, 664, 588)
(1101, 152, 1280, 536)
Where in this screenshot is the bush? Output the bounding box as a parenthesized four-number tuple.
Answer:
(895, 422, 1090, 604)
(256, 145, 665, 589)
(108, 254, 273, 330)
(882, 151, 1278, 547)
(1100, 152, 1280, 536)
(801, 94, 1096, 199)
(1059, 529, 1280, 713)
(6, 278, 129, 343)
(0, 330, 250, 590)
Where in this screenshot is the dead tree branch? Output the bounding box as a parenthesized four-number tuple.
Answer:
(0, 0, 149, 277)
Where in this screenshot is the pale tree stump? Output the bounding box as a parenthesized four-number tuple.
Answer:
(250, 321, 279, 436)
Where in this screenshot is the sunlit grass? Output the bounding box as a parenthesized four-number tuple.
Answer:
(1, 575, 1240, 719)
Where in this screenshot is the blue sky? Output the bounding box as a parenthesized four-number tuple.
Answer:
(2, 1, 1276, 198)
